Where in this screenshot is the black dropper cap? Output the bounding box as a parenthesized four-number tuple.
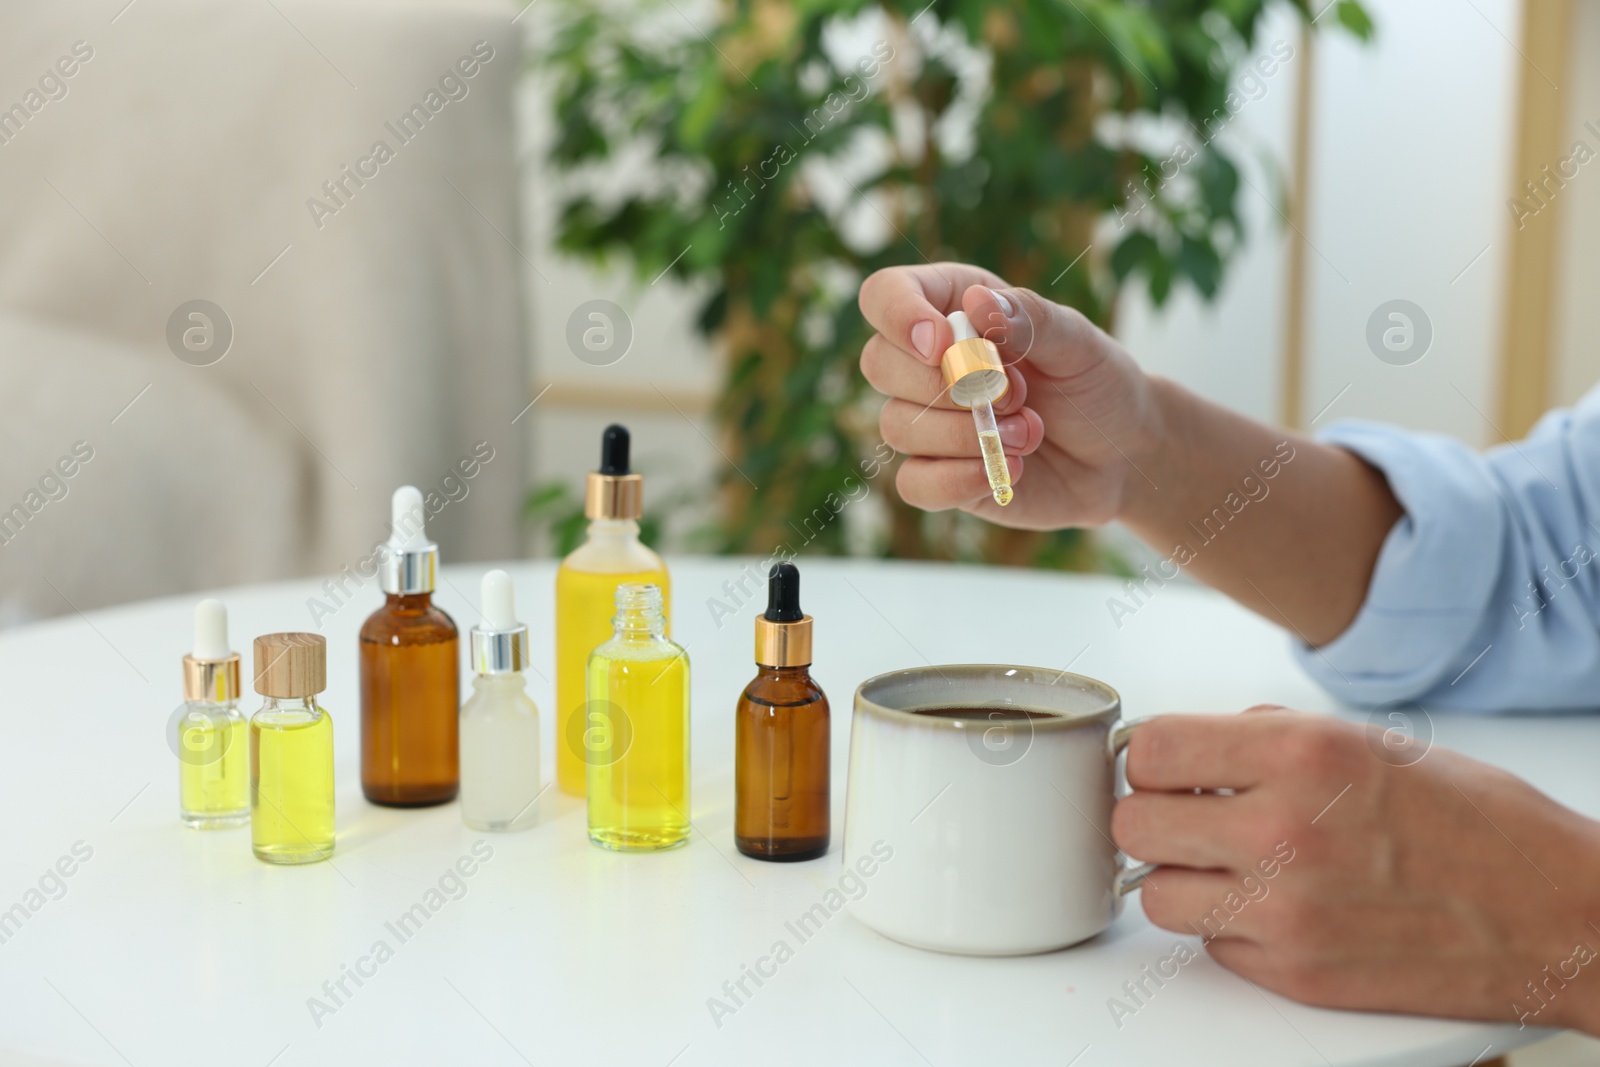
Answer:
(764, 562, 803, 622)
(599, 424, 630, 475)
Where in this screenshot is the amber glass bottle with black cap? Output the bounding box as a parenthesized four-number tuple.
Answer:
(735, 562, 829, 860)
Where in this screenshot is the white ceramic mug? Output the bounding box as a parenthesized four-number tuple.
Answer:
(842, 664, 1151, 956)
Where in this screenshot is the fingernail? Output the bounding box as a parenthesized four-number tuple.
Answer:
(1000, 417, 1026, 449)
(987, 287, 1014, 316)
(910, 320, 935, 360)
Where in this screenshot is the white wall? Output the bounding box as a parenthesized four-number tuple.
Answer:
(1551, 0, 1600, 407)
(1122, 0, 1525, 445)
(1297, 0, 1520, 443)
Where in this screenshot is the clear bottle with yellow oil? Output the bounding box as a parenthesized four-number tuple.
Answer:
(250, 632, 335, 865)
(177, 599, 249, 829)
(586, 583, 689, 852)
(556, 424, 670, 797)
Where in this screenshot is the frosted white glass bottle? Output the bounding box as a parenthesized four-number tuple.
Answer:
(460, 570, 542, 832)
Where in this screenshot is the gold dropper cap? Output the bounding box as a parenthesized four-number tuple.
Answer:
(585, 423, 644, 520)
(183, 599, 240, 701)
(941, 312, 1009, 409)
(754, 561, 813, 667)
(253, 633, 327, 698)
(755, 616, 813, 667)
(585, 473, 643, 520)
(184, 655, 241, 703)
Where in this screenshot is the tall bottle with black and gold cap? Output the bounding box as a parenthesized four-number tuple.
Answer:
(735, 562, 829, 861)
(555, 424, 670, 796)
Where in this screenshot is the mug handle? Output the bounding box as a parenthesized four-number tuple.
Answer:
(1110, 720, 1158, 897)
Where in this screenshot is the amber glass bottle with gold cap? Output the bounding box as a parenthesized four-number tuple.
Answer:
(250, 632, 335, 864)
(555, 424, 670, 796)
(735, 562, 829, 861)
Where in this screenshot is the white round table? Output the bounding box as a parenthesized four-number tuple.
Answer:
(0, 558, 1581, 1067)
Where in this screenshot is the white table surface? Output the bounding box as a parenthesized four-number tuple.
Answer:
(0, 557, 1584, 1067)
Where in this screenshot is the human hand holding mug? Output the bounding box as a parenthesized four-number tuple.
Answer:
(1115, 709, 1600, 1034)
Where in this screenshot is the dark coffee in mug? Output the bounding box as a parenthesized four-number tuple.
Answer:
(911, 707, 1059, 721)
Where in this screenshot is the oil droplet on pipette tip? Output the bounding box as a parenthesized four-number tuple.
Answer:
(992, 485, 1013, 507)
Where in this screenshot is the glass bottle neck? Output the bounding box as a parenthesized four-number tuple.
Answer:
(586, 519, 642, 546)
(755, 664, 811, 678)
(613, 610, 666, 639)
(473, 670, 526, 689)
(612, 581, 666, 639)
(384, 592, 434, 611)
(259, 696, 319, 714)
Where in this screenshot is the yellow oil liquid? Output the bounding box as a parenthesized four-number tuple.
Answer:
(978, 430, 1014, 506)
(250, 707, 335, 864)
(179, 704, 248, 828)
(556, 565, 669, 797)
(586, 641, 690, 851)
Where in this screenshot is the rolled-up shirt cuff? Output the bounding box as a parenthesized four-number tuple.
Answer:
(1292, 421, 1507, 707)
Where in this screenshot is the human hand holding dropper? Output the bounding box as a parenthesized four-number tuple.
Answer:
(858, 263, 1600, 1034)
(858, 261, 1400, 646)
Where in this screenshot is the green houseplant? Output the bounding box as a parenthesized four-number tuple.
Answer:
(533, 0, 1371, 564)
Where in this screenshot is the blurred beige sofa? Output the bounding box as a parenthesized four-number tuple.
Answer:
(0, 0, 527, 623)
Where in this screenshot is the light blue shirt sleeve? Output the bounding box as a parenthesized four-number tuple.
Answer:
(1294, 386, 1600, 712)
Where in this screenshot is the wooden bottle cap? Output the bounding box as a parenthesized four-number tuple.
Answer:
(253, 632, 327, 698)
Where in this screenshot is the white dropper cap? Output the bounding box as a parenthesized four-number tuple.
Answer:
(379, 485, 439, 594)
(482, 569, 517, 631)
(471, 569, 529, 673)
(947, 310, 978, 342)
(192, 598, 230, 660)
(388, 486, 429, 550)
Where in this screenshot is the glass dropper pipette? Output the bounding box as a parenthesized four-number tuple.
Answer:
(969, 393, 1014, 507)
(943, 310, 1013, 507)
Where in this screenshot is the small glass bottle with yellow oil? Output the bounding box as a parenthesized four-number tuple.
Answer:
(177, 599, 249, 829)
(556, 425, 670, 798)
(586, 582, 689, 852)
(250, 632, 335, 865)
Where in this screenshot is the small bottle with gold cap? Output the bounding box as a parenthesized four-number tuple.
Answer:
(942, 310, 1013, 506)
(177, 599, 248, 829)
(250, 632, 335, 865)
(555, 425, 670, 797)
(735, 562, 829, 861)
